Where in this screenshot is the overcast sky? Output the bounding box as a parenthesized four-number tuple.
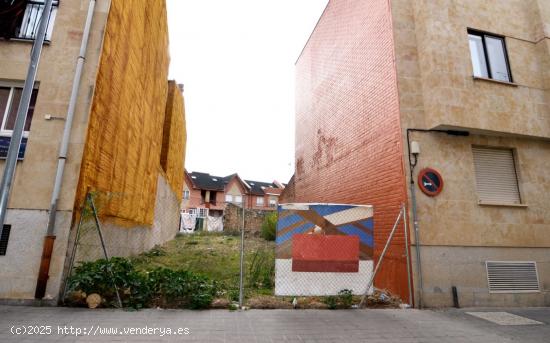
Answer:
(166, 0, 328, 183)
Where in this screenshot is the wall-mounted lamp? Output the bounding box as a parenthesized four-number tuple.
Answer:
(410, 141, 420, 156)
(410, 141, 420, 169)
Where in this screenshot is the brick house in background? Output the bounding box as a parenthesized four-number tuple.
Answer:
(0, 0, 186, 303)
(223, 173, 248, 209)
(244, 179, 283, 209)
(182, 171, 227, 217)
(181, 170, 284, 217)
(289, 0, 550, 307)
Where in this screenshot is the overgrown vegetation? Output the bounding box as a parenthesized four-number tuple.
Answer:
(324, 295, 338, 309)
(66, 257, 218, 309)
(147, 268, 217, 309)
(247, 249, 275, 290)
(131, 232, 275, 305)
(338, 289, 354, 308)
(324, 289, 354, 309)
(261, 211, 277, 241)
(66, 233, 401, 310)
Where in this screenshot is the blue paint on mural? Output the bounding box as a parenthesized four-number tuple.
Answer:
(360, 218, 374, 230)
(336, 224, 374, 247)
(276, 222, 315, 245)
(276, 213, 304, 232)
(309, 204, 355, 217)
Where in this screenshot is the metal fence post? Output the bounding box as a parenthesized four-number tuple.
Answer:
(61, 202, 86, 303)
(360, 206, 404, 307)
(238, 196, 245, 308)
(88, 193, 123, 308)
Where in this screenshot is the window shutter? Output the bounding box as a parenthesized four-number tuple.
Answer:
(472, 147, 521, 204)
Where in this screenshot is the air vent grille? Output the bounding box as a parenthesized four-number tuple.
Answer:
(486, 261, 540, 293)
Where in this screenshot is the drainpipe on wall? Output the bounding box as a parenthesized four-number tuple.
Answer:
(406, 128, 470, 309)
(35, 0, 97, 300)
(409, 180, 423, 308)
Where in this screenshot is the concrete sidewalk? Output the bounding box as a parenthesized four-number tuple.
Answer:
(0, 305, 549, 342)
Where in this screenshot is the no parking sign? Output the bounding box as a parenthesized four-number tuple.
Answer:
(418, 168, 443, 196)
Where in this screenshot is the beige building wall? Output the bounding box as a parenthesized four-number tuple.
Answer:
(1, 0, 182, 303)
(410, 0, 550, 137)
(0, 0, 111, 211)
(392, 0, 550, 307)
(0, 0, 111, 302)
(226, 182, 243, 197)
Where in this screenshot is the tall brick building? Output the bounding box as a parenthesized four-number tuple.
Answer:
(291, 0, 550, 307)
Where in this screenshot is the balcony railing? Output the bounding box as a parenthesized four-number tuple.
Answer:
(0, 0, 59, 41)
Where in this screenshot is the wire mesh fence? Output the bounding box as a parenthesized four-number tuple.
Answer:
(274, 203, 375, 297)
(62, 192, 406, 309)
(62, 193, 277, 309)
(62, 190, 181, 307)
(67, 190, 180, 264)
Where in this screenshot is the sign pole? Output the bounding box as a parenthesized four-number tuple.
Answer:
(402, 203, 413, 306)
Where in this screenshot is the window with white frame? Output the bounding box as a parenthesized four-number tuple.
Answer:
(225, 194, 233, 203)
(269, 198, 277, 207)
(468, 29, 512, 82)
(256, 197, 264, 206)
(198, 208, 209, 218)
(0, 83, 38, 137)
(234, 195, 242, 203)
(0, 0, 59, 41)
(18, 0, 59, 41)
(472, 147, 521, 205)
(183, 190, 190, 200)
(188, 208, 208, 218)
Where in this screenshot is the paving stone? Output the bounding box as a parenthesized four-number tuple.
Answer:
(0, 306, 549, 342)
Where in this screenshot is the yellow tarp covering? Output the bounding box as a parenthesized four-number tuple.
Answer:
(160, 81, 186, 201)
(76, 0, 171, 225)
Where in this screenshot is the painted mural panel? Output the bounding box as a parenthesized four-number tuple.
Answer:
(275, 203, 374, 296)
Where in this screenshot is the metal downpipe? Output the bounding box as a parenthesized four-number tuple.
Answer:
(35, 0, 97, 299)
(410, 181, 424, 308)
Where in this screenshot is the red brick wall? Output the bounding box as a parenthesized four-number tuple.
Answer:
(182, 176, 203, 209)
(186, 188, 203, 209)
(279, 175, 295, 204)
(294, 0, 410, 302)
(182, 175, 225, 211)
